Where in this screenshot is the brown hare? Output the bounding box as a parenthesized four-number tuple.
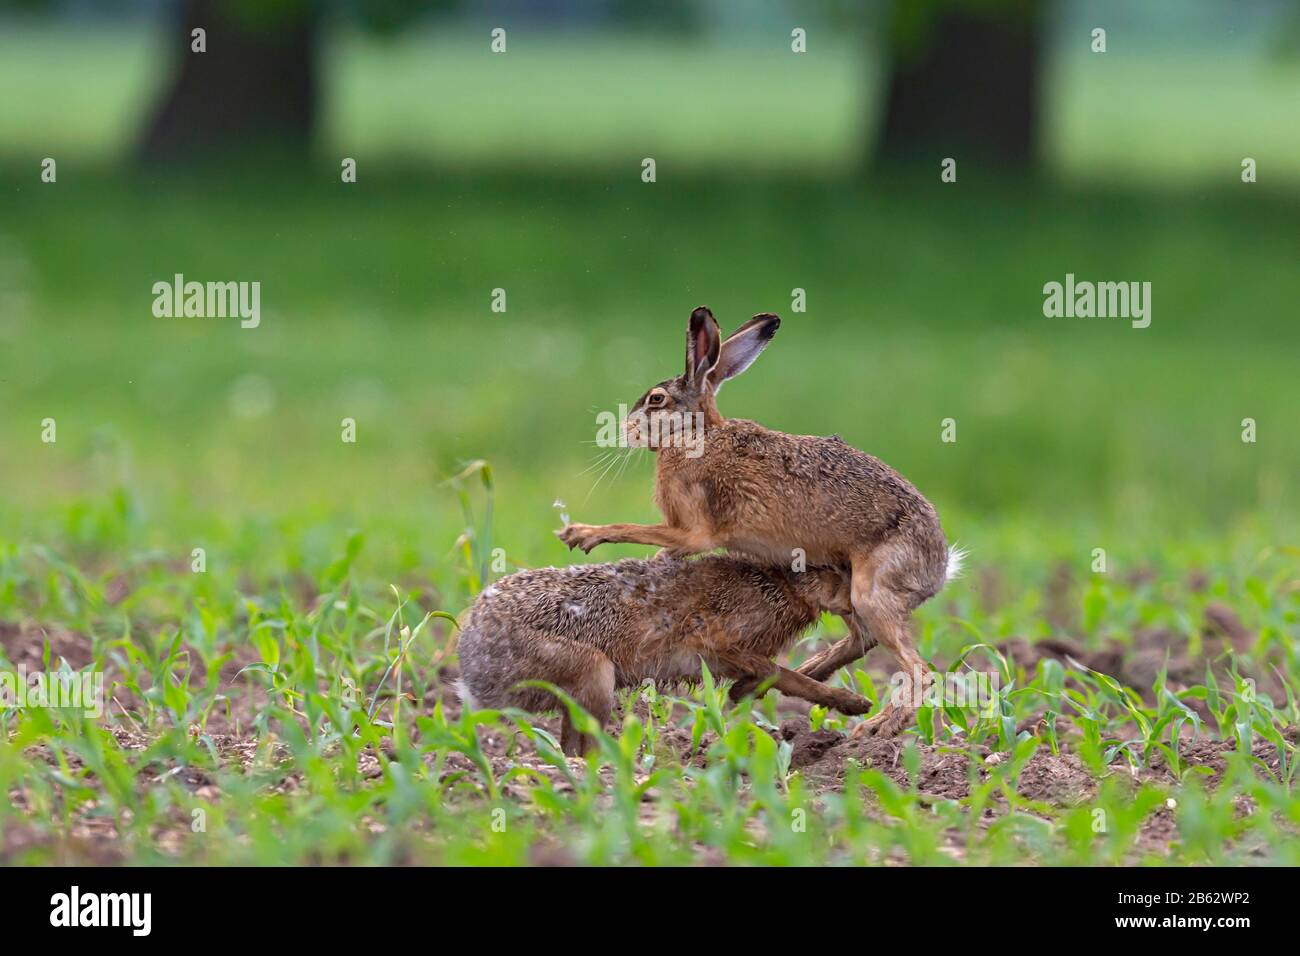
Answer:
(558, 306, 963, 737)
(456, 555, 871, 755)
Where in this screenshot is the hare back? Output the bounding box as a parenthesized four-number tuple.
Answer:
(659, 418, 948, 573)
(459, 555, 834, 694)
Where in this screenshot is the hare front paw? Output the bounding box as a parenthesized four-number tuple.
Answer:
(556, 524, 607, 553)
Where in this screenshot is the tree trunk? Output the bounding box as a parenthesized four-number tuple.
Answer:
(137, 0, 320, 162)
(877, 4, 1041, 167)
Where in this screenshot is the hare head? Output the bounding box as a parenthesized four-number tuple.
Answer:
(624, 306, 780, 449)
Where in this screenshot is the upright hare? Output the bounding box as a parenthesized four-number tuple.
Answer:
(457, 555, 871, 755)
(559, 306, 962, 737)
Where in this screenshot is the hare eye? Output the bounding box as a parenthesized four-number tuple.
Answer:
(647, 393, 665, 406)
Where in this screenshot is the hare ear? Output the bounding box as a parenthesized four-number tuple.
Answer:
(685, 306, 721, 388)
(710, 313, 780, 393)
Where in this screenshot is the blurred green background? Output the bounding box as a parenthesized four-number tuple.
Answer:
(1, 0, 1298, 601)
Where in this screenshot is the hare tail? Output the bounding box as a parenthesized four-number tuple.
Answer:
(945, 544, 968, 582)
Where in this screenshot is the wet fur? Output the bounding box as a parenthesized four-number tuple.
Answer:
(457, 555, 869, 755)
(559, 306, 958, 738)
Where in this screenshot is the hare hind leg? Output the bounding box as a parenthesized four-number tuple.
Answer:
(727, 672, 769, 705)
(721, 651, 872, 715)
(556, 655, 616, 759)
(794, 612, 878, 682)
(529, 638, 615, 757)
(845, 545, 936, 738)
(773, 667, 873, 715)
(850, 610, 927, 738)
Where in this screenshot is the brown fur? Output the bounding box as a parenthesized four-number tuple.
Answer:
(558, 306, 955, 737)
(457, 556, 870, 755)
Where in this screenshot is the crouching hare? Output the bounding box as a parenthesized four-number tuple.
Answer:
(558, 306, 963, 738)
(456, 555, 871, 755)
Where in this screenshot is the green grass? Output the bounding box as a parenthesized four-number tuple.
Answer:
(3, 167, 1297, 538)
(0, 24, 1298, 865)
(2, 165, 1297, 863)
(5, 24, 1300, 183)
(2, 472, 1298, 865)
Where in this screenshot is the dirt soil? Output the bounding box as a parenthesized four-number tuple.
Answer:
(4, 617, 1296, 863)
